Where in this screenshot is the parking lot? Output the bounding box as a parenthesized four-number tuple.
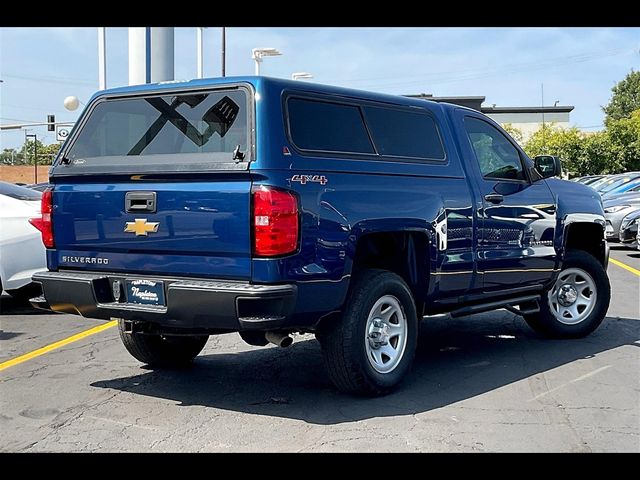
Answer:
(1, 247, 638, 452)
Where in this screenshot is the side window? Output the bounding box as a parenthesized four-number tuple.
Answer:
(363, 106, 445, 160)
(464, 117, 525, 181)
(287, 98, 374, 154)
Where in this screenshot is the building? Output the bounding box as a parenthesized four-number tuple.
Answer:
(405, 94, 574, 142)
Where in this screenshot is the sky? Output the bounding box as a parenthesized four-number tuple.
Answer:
(1, 27, 639, 149)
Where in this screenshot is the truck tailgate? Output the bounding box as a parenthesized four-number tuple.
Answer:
(52, 178, 251, 280)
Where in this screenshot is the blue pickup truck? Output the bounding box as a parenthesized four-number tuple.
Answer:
(31, 76, 610, 395)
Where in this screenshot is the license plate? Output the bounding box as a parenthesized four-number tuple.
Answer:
(126, 279, 165, 306)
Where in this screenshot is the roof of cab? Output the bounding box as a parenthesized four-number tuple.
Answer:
(90, 75, 459, 113)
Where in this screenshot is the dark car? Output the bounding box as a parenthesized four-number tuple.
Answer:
(30, 76, 611, 395)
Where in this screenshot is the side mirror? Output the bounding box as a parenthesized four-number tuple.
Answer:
(534, 155, 562, 179)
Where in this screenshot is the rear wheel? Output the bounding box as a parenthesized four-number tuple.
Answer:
(524, 250, 610, 338)
(117, 319, 208, 367)
(318, 269, 418, 396)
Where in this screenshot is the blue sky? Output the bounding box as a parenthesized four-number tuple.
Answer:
(1, 27, 638, 149)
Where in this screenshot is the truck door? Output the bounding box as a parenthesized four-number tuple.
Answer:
(455, 112, 557, 292)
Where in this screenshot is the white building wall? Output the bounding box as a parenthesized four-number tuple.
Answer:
(486, 111, 571, 143)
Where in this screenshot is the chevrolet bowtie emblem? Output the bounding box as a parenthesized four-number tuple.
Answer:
(124, 218, 159, 236)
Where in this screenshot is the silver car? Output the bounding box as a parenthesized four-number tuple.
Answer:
(603, 193, 640, 241)
(619, 209, 640, 248)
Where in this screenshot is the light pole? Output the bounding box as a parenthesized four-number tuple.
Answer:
(221, 27, 226, 77)
(196, 27, 205, 79)
(97, 27, 107, 90)
(292, 72, 313, 81)
(252, 48, 282, 75)
(25, 132, 38, 184)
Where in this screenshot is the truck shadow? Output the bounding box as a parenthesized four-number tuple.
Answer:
(91, 312, 640, 425)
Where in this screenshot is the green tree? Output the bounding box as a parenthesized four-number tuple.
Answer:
(19, 139, 60, 166)
(0, 148, 22, 165)
(606, 108, 640, 172)
(603, 69, 640, 123)
(501, 123, 524, 145)
(40, 142, 61, 165)
(522, 124, 623, 177)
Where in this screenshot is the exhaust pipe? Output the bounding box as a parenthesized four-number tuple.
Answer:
(265, 331, 293, 348)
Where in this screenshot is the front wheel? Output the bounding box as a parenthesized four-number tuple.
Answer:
(118, 320, 209, 367)
(318, 269, 418, 396)
(524, 250, 610, 338)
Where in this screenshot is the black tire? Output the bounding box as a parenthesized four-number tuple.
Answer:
(524, 250, 610, 339)
(117, 320, 209, 367)
(318, 269, 418, 396)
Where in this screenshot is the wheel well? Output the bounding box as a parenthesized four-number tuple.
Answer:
(351, 231, 429, 312)
(565, 223, 607, 267)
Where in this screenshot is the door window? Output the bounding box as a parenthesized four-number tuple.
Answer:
(464, 117, 525, 181)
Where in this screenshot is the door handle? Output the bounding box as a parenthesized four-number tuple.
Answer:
(125, 191, 157, 213)
(484, 193, 504, 204)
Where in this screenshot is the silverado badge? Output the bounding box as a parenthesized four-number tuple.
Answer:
(124, 218, 159, 236)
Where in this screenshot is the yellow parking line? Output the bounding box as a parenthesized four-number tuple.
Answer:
(610, 258, 640, 277)
(0, 320, 117, 372)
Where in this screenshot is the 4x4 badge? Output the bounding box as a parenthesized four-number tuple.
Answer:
(124, 218, 160, 236)
(291, 174, 328, 185)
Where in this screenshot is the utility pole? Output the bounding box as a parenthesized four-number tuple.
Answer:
(541, 83, 546, 153)
(97, 27, 107, 90)
(221, 27, 226, 77)
(196, 27, 204, 79)
(25, 132, 38, 184)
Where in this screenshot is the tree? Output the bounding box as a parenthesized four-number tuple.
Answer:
(0, 148, 22, 165)
(603, 69, 640, 123)
(19, 139, 60, 166)
(606, 108, 640, 172)
(522, 124, 624, 177)
(40, 142, 61, 165)
(501, 123, 524, 145)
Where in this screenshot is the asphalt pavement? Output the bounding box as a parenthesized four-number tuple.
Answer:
(1, 247, 638, 452)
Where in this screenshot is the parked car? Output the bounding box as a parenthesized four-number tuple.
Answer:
(588, 175, 615, 191)
(594, 173, 640, 195)
(603, 183, 640, 201)
(26, 182, 52, 193)
(619, 209, 640, 248)
(0, 182, 46, 298)
(574, 175, 604, 185)
(603, 194, 640, 241)
(602, 178, 640, 198)
(30, 77, 611, 395)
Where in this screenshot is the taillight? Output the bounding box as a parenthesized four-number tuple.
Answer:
(252, 186, 299, 256)
(28, 189, 54, 248)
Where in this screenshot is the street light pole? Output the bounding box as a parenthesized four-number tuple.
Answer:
(292, 72, 313, 81)
(221, 27, 226, 77)
(98, 27, 107, 90)
(25, 132, 38, 184)
(252, 48, 282, 76)
(196, 27, 204, 79)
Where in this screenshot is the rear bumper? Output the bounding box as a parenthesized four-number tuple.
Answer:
(32, 270, 296, 331)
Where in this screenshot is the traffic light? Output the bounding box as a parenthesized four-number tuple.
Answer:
(47, 114, 55, 132)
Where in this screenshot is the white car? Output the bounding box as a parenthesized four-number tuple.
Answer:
(0, 182, 47, 298)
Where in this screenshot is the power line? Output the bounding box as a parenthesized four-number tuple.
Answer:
(2, 73, 95, 86)
(0, 116, 40, 123)
(1, 103, 71, 115)
(328, 47, 634, 90)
